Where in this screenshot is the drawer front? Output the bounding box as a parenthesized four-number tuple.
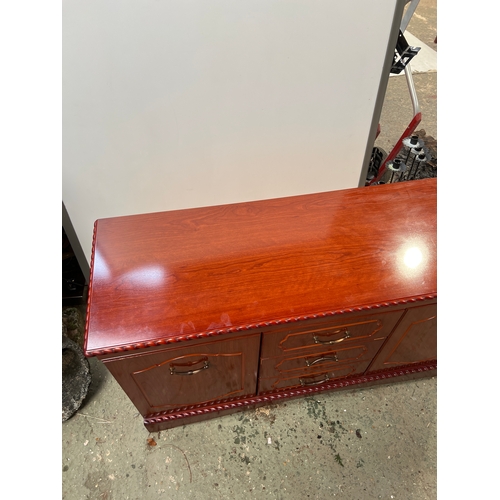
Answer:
(261, 309, 404, 358)
(259, 339, 384, 378)
(104, 333, 260, 415)
(258, 360, 370, 393)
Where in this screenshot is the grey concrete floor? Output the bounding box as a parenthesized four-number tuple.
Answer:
(62, 2, 437, 499)
(63, 356, 436, 500)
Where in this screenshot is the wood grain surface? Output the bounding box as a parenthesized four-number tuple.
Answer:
(85, 178, 436, 356)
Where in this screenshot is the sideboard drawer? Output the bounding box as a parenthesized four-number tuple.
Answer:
(258, 360, 370, 393)
(103, 333, 261, 415)
(259, 338, 385, 379)
(260, 310, 404, 358)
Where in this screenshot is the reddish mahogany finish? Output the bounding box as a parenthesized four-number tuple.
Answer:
(85, 178, 436, 356)
(103, 333, 261, 416)
(84, 178, 437, 431)
(367, 303, 437, 372)
(142, 361, 437, 432)
(259, 308, 404, 358)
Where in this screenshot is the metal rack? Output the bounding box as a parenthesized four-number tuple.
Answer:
(366, 0, 436, 185)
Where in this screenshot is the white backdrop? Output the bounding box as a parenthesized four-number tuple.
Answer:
(63, 0, 405, 270)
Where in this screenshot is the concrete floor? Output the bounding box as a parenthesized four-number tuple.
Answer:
(62, 2, 437, 499)
(63, 355, 436, 500)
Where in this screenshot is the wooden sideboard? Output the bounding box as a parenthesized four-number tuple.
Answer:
(84, 178, 437, 431)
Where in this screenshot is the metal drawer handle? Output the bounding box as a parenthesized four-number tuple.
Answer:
(305, 355, 338, 366)
(170, 360, 210, 376)
(300, 374, 330, 386)
(313, 330, 350, 345)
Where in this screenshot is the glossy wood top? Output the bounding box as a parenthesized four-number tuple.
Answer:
(84, 178, 436, 356)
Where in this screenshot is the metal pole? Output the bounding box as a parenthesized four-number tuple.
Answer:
(400, 0, 421, 33)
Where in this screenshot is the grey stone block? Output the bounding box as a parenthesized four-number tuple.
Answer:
(62, 333, 91, 422)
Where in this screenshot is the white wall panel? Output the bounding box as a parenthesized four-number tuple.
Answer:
(63, 0, 404, 267)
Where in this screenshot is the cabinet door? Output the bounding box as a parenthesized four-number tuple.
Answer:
(103, 334, 260, 415)
(367, 303, 437, 372)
